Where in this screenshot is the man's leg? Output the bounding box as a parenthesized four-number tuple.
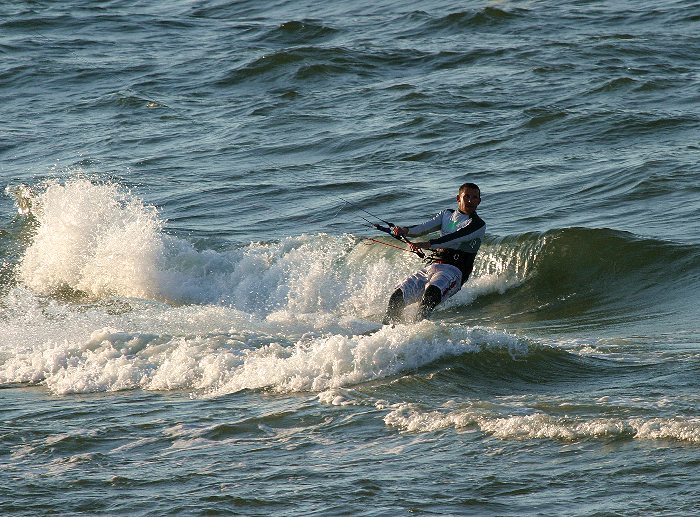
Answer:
(383, 268, 430, 325)
(382, 288, 405, 325)
(415, 264, 463, 322)
(416, 285, 442, 321)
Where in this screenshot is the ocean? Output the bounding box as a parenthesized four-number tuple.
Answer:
(1, 0, 699, 515)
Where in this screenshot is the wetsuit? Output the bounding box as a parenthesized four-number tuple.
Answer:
(407, 208, 485, 283)
(384, 209, 485, 324)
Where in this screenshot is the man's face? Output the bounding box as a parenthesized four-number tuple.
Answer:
(457, 188, 481, 214)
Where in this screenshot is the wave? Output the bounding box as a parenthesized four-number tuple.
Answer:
(2, 179, 698, 403)
(0, 291, 529, 396)
(383, 403, 700, 444)
(467, 227, 700, 328)
(393, 6, 525, 39)
(422, 6, 524, 32)
(258, 19, 339, 45)
(5, 179, 698, 327)
(214, 46, 368, 87)
(214, 42, 511, 88)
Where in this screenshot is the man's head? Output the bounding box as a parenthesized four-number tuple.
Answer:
(457, 182, 481, 214)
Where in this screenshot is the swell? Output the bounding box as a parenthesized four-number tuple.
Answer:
(256, 19, 339, 44)
(417, 6, 525, 32)
(349, 340, 616, 403)
(4, 180, 698, 333)
(469, 228, 700, 329)
(483, 227, 700, 291)
(214, 44, 508, 87)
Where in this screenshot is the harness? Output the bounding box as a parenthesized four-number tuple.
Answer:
(371, 225, 475, 283)
(424, 249, 477, 284)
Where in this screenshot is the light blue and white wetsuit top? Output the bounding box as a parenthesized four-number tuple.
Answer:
(407, 209, 486, 282)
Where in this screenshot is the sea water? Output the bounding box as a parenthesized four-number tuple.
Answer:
(1, 1, 699, 515)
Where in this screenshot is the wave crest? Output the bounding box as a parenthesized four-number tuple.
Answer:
(384, 403, 700, 444)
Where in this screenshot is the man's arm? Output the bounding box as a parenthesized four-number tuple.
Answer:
(427, 216, 486, 252)
(391, 211, 445, 238)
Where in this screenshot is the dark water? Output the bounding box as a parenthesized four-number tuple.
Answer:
(1, 1, 699, 515)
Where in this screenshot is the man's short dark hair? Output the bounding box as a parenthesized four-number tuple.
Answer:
(459, 182, 480, 197)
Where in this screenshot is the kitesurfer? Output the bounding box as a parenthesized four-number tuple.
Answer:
(383, 182, 485, 324)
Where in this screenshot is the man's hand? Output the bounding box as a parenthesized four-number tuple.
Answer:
(409, 241, 431, 252)
(391, 226, 408, 237)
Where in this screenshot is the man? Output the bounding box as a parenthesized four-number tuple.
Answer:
(383, 182, 486, 324)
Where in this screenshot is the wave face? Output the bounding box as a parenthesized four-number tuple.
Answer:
(8, 180, 697, 330)
(469, 228, 700, 332)
(1, 179, 697, 400)
(0, 180, 520, 396)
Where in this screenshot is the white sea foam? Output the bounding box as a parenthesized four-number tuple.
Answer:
(19, 179, 167, 299)
(383, 403, 700, 443)
(209, 322, 469, 396)
(0, 287, 523, 396)
(1, 179, 527, 395)
(13, 179, 520, 312)
(12, 179, 403, 313)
